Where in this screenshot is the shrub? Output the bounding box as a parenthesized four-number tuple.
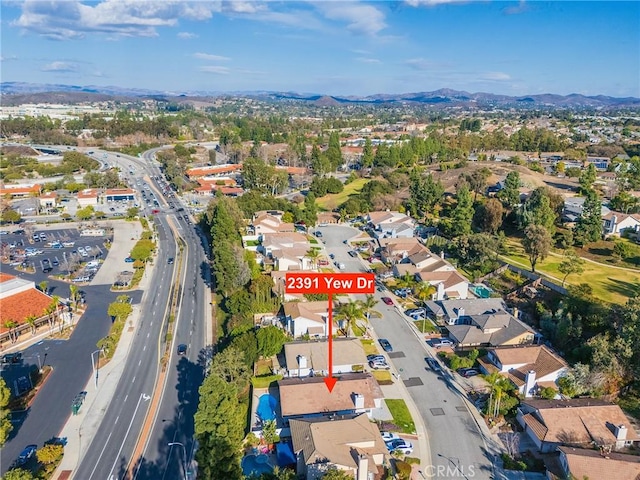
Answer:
(395, 460, 412, 480)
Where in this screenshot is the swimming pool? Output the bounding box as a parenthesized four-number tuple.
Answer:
(470, 284, 492, 299)
(242, 454, 274, 476)
(257, 394, 277, 422)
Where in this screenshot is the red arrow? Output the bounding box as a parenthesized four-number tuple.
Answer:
(324, 293, 337, 393)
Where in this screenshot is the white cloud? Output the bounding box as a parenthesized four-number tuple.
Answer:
(405, 58, 442, 71)
(357, 57, 381, 64)
(316, 2, 387, 36)
(41, 61, 77, 72)
(177, 31, 198, 39)
(193, 52, 231, 61)
(199, 65, 231, 75)
(0, 55, 18, 62)
(11, 0, 219, 39)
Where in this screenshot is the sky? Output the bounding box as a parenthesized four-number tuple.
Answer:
(1, 1, 639, 98)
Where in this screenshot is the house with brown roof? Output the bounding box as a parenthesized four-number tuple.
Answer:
(39, 191, 59, 211)
(251, 210, 296, 235)
(262, 232, 314, 272)
(378, 237, 424, 265)
(0, 183, 42, 198)
(283, 338, 368, 377)
(103, 188, 135, 202)
(602, 211, 640, 237)
(426, 298, 535, 348)
(478, 345, 568, 397)
(516, 399, 640, 453)
(550, 446, 640, 480)
(290, 413, 387, 480)
(185, 163, 242, 180)
(283, 301, 332, 338)
(279, 373, 384, 421)
(367, 211, 415, 239)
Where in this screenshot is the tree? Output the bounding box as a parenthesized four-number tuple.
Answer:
(36, 443, 64, 465)
(573, 189, 603, 245)
(107, 296, 133, 321)
(76, 205, 95, 221)
(305, 248, 320, 270)
(126, 207, 139, 219)
(449, 184, 474, 236)
(1, 469, 35, 480)
(38, 280, 48, 294)
(262, 419, 278, 445)
(539, 386, 557, 399)
(519, 187, 557, 235)
(359, 294, 382, 322)
(579, 163, 597, 193)
(413, 282, 436, 305)
(3, 319, 18, 343)
(361, 137, 374, 168)
(522, 224, 552, 273)
(558, 250, 586, 286)
(334, 300, 366, 337)
(612, 240, 633, 261)
(25, 314, 38, 335)
(194, 375, 244, 480)
(209, 346, 251, 387)
(478, 198, 504, 233)
(1, 208, 22, 224)
(498, 171, 521, 208)
(0, 377, 12, 447)
(321, 470, 354, 480)
(256, 326, 288, 358)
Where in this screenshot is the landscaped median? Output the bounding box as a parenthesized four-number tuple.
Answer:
(384, 399, 417, 435)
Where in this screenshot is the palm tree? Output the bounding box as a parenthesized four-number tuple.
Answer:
(25, 315, 38, 335)
(4, 319, 18, 343)
(359, 295, 382, 324)
(38, 280, 49, 294)
(69, 285, 79, 312)
(396, 272, 415, 291)
(305, 248, 320, 270)
(334, 300, 367, 337)
(414, 282, 436, 305)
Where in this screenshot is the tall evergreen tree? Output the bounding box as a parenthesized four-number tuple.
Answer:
(361, 137, 374, 168)
(574, 188, 603, 245)
(498, 171, 521, 208)
(450, 184, 475, 236)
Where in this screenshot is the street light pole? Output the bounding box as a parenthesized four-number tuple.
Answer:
(36, 353, 42, 373)
(168, 442, 188, 479)
(91, 348, 104, 389)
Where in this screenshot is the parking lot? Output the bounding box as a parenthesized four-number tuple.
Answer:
(1, 226, 113, 286)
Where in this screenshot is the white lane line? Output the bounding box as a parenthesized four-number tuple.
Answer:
(124, 394, 128, 403)
(143, 345, 146, 351)
(115, 416, 119, 424)
(132, 376, 136, 383)
(146, 332, 150, 338)
(87, 431, 112, 480)
(150, 321, 153, 326)
(138, 359, 141, 366)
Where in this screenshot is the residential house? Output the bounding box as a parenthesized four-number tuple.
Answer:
(478, 345, 568, 397)
(562, 196, 611, 223)
(586, 156, 611, 171)
(283, 301, 331, 338)
(367, 211, 415, 239)
(39, 191, 58, 211)
(602, 211, 640, 237)
(262, 232, 314, 271)
(517, 398, 639, 453)
(271, 272, 305, 302)
(76, 188, 100, 207)
(251, 210, 295, 235)
(550, 446, 640, 480)
(379, 238, 425, 265)
(415, 270, 469, 300)
(290, 413, 387, 480)
(282, 338, 368, 377)
(279, 373, 384, 421)
(425, 298, 535, 348)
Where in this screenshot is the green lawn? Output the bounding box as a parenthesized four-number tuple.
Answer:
(385, 399, 416, 434)
(372, 370, 393, 385)
(361, 339, 379, 355)
(316, 178, 369, 211)
(251, 374, 283, 388)
(501, 240, 640, 305)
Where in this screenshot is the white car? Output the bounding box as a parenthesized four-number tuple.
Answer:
(386, 439, 414, 455)
(381, 432, 400, 442)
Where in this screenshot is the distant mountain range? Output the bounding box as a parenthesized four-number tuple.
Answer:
(1, 82, 639, 109)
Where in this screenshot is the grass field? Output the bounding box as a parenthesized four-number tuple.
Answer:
(501, 240, 640, 305)
(385, 399, 416, 434)
(316, 178, 369, 211)
(361, 338, 380, 356)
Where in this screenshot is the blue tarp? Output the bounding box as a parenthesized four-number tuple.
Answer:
(276, 442, 296, 467)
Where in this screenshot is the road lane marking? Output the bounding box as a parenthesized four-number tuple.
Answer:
(138, 359, 141, 366)
(115, 416, 119, 424)
(143, 345, 146, 351)
(124, 395, 128, 403)
(132, 376, 136, 383)
(146, 332, 150, 338)
(87, 431, 112, 480)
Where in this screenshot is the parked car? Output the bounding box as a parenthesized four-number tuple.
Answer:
(381, 297, 394, 306)
(367, 354, 386, 362)
(386, 438, 413, 455)
(381, 432, 400, 442)
(431, 338, 455, 348)
(369, 359, 390, 370)
(15, 444, 38, 466)
(425, 357, 441, 372)
(124, 257, 135, 263)
(379, 338, 393, 352)
(2, 352, 23, 364)
(457, 368, 479, 378)
(348, 250, 358, 257)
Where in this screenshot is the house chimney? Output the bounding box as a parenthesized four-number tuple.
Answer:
(614, 424, 628, 441)
(512, 307, 519, 319)
(456, 307, 465, 320)
(298, 355, 307, 369)
(440, 250, 445, 260)
(357, 454, 369, 480)
(352, 393, 365, 409)
(524, 370, 536, 398)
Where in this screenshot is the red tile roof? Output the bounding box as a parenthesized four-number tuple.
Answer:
(0, 184, 41, 196)
(0, 289, 55, 332)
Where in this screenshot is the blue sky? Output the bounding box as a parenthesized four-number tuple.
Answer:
(1, 1, 638, 97)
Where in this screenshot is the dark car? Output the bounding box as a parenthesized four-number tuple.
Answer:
(2, 352, 23, 364)
(379, 338, 393, 352)
(16, 444, 38, 466)
(425, 357, 441, 371)
(167, 257, 174, 265)
(177, 344, 188, 355)
(457, 368, 479, 378)
(381, 297, 394, 306)
(314, 231, 323, 238)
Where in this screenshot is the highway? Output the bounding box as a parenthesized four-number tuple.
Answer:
(321, 224, 495, 480)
